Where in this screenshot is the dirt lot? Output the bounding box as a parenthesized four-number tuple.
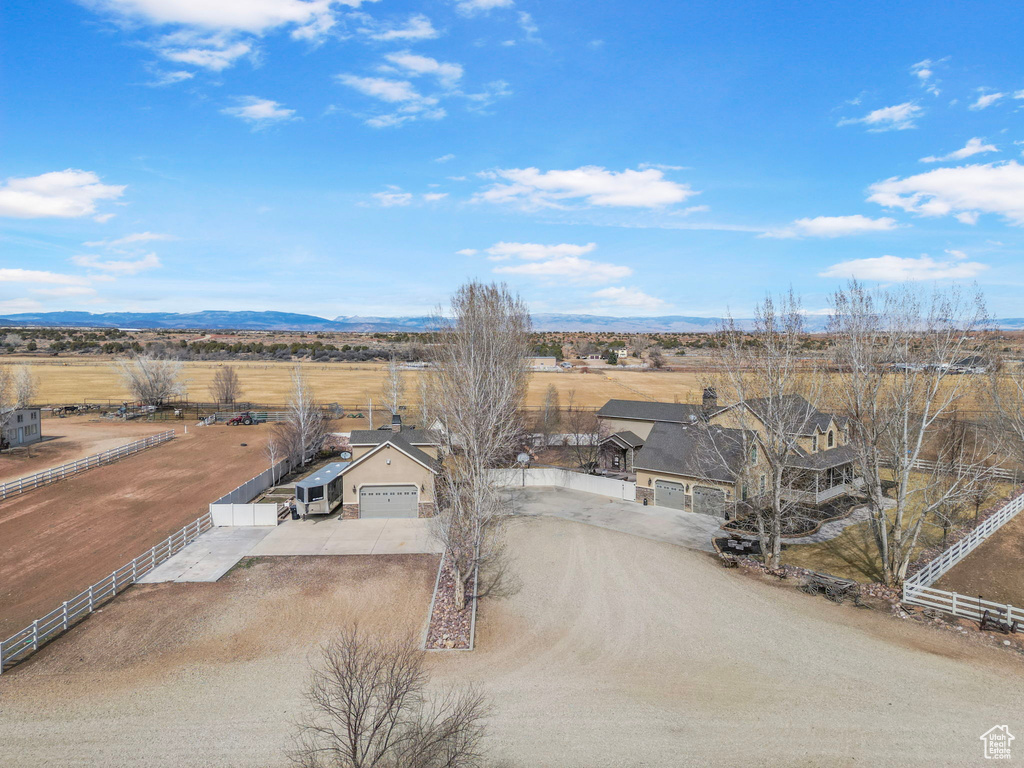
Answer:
(0, 425, 271, 638)
(0, 415, 168, 482)
(935, 510, 1024, 608)
(1, 517, 1021, 767)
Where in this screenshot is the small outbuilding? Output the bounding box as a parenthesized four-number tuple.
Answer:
(2, 407, 42, 450)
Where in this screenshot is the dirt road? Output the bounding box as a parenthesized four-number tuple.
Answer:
(1, 517, 1021, 766)
(0, 425, 271, 637)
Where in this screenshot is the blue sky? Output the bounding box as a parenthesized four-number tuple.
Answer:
(2, 0, 1024, 319)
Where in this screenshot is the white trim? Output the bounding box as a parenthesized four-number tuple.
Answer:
(340, 439, 438, 475)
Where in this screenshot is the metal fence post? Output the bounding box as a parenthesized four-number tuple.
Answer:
(110, 572, 117, 597)
(88, 585, 94, 611)
(62, 601, 69, 630)
(31, 620, 38, 651)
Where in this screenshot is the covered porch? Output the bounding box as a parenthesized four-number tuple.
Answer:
(783, 445, 863, 506)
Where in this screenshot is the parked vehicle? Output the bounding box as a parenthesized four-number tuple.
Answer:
(226, 411, 264, 426)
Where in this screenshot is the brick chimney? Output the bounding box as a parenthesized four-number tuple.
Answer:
(391, 414, 402, 432)
(702, 387, 718, 412)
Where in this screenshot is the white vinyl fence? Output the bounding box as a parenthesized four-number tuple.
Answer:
(0, 430, 175, 501)
(209, 458, 292, 526)
(491, 467, 636, 501)
(902, 491, 1024, 624)
(0, 512, 213, 674)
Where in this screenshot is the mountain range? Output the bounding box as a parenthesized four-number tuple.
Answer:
(2, 310, 1023, 333)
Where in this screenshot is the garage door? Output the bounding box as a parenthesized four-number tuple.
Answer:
(693, 486, 726, 518)
(654, 480, 686, 511)
(359, 485, 419, 518)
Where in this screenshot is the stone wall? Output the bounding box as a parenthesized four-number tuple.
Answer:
(635, 486, 653, 504)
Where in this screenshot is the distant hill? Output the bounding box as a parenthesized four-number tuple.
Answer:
(1, 310, 1022, 333)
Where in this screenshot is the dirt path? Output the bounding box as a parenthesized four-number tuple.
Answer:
(0, 517, 1021, 766)
(0, 416, 168, 482)
(0, 425, 271, 637)
(935, 509, 1024, 608)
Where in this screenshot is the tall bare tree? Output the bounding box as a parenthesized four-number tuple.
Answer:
(115, 353, 184, 406)
(209, 365, 242, 405)
(987, 355, 1024, 468)
(648, 346, 666, 369)
(290, 626, 490, 768)
(828, 281, 993, 585)
(709, 291, 822, 569)
(562, 391, 606, 469)
(429, 282, 531, 609)
(379, 354, 406, 416)
(279, 366, 327, 468)
(540, 384, 560, 439)
(0, 365, 38, 446)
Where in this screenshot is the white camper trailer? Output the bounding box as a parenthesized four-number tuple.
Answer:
(294, 461, 350, 517)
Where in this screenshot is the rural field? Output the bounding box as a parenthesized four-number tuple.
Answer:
(0, 516, 1020, 767)
(935, 509, 1024, 609)
(5, 356, 707, 409)
(0, 425, 272, 638)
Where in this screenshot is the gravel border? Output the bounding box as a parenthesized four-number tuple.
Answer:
(422, 555, 478, 652)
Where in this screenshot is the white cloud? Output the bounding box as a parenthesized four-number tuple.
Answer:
(0, 298, 43, 313)
(435, 154, 456, 163)
(84, 231, 173, 248)
(454, 0, 514, 14)
(494, 256, 631, 284)
(590, 286, 666, 310)
(969, 91, 1005, 111)
(360, 13, 438, 41)
(1015, 90, 1024, 100)
(762, 215, 899, 239)
(837, 102, 922, 131)
(372, 191, 414, 206)
(482, 242, 597, 261)
(517, 11, 538, 39)
(0, 268, 90, 285)
(455, 248, 478, 256)
(157, 37, 253, 70)
(910, 58, 943, 95)
(868, 161, 1024, 226)
(920, 137, 998, 163)
(422, 193, 448, 202)
(383, 51, 463, 88)
(819, 251, 988, 282)
(32, 285, 99, 298)
(221, 96, 297, 126)
(83, 0, 370, 35)
(338, 73, 447, 127)
(476, 165, 697, 209)
(0, 169, 125, 219)
(71, 253, 162, 275)
(147, 69, 195, 86)
(464, 80, 512, 110)
(93, 213, 116, 223)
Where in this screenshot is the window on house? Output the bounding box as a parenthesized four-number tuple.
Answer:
(750, 444, 758, 463)
(827, 430, 834, 448)
(760, 474, 766, 493)
(612, 455, 620, 469)
(812, 435, 818, 452)
(16, 414, 23, 423)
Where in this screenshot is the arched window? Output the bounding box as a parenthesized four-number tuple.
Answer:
(827, 430, 834, 448)
(812, 435, 818, 452)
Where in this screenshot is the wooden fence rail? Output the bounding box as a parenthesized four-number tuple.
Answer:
(0, 512, 213, 674)
(902, 491, 1024, 624)
(0, 430, 175, 501)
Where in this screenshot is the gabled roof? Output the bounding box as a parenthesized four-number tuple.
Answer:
(633, 421, 752, 484)
(349, 428, 439, 447)
(340, 435, 439, 475)
(726, 394, 841, 436)
(601, 430, 645, 449)
(597, 399, 706, 424)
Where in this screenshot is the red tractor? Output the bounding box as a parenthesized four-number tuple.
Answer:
(226, 411, 261, 426)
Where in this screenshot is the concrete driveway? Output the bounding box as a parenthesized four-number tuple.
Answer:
(140, 517, 440, 583)
(502, 486, 722, 552)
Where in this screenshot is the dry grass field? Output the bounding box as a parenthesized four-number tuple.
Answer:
(5, 357, 706, 409)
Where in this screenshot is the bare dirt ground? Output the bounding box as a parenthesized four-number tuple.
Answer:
(0, 415, 168, 482)
(1, 517, 1021, 767)
(0, 425, 271, 638)
(935, 510, 1024, 608)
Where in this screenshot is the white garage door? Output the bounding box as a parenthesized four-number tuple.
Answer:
(359, 485, 419, 518)
(654, 480, 686, 511)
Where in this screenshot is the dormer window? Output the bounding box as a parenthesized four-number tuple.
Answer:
(827, 430, 834, 448)
(812, 435, 818, 452)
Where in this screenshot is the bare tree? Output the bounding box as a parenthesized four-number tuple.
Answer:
(987, 355, 1024, 467)
(290, 626, 490, 768)
(265, 431, 285, 486)
(828, 281, 994, 585)
(379, 354, 406, 416)
(540, 384, 560, 440)
(115, 353, 184, 406)
(429, 282, 531, 610)
(281, 366, 328, 468)
(416, 375, 432, 430)
(562, 391, 607, 469)
(630, 334, 651, 358)
(648, 346, 666, 369)
(209, 365, 242, 405)
(0, 365, 38, 446)
(709, 291, 822, 569)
